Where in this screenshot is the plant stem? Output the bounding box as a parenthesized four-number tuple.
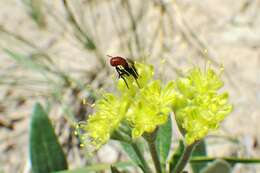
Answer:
(173, 142, 198, 173)
(131, 142, 151, 173)
(144, 132, 163, 173)
(190, 156, 260, 164)
(148, 139, 163, 173)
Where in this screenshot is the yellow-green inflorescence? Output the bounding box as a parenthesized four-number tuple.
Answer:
(76, 62, 175, 148)
(75, 93, 129, 148)
(76, 61, 232, 148)
(172, 66, 233, 145)
(127, 80, 175, 138)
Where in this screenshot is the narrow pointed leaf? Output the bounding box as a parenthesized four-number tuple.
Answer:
(155, 115, 172, 167)
(190, 156, 260, 164)
(120, 142, 143, 170)
(30, 103, 67, 173)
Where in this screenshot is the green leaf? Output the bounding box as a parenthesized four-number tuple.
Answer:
(54, 162, 133, 173)
(201, 159, 231, 173)
(30, 103, 68, 173)
(155, 115, 172, 167)
(169, 140, 185, 173)
(120, 142, 143, 169)
(190, 140, 207, 173)
(110, 166, 122, 173)
(190, 156, 260, 164)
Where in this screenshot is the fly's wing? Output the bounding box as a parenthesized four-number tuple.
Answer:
(126, 58, 138, 79)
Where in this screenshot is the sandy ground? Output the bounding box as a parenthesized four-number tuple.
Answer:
(0, 0, 260, 172)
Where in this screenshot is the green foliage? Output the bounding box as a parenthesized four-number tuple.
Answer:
(190, 140, 208, 173)
(155, 116, 172, 168)
(201, 159, 231, 173)
(30, 103, 68, 173)
(169, 140, 185, 173)
(190, 156, 260, 164)
(110, 166, 122, 173)
(120, 142, 145, 172)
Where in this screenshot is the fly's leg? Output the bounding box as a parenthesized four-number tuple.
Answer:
(131, 66, 139, 79)
(116, 67, 140, 88)
(121, 76, 129, 88)
(134, 78, 140, 88)
(116, 67, 129, 88)
(116, 67, 125, 77)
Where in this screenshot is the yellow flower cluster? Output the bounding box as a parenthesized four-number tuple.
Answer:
(76, 93, 129, 148)
(76, 62, 232, 148)
(173, 67, 233, 144)
(126, 80, 175, 138)
(77, 62, 175, 148)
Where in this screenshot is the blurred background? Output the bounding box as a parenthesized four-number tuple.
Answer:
(0, 0, 260, 172)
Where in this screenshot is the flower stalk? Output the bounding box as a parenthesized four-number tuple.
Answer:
(173, 141, 198, 173)
(144, 131, 163, 173)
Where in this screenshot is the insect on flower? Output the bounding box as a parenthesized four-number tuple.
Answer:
(108, 55, 139, 88)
